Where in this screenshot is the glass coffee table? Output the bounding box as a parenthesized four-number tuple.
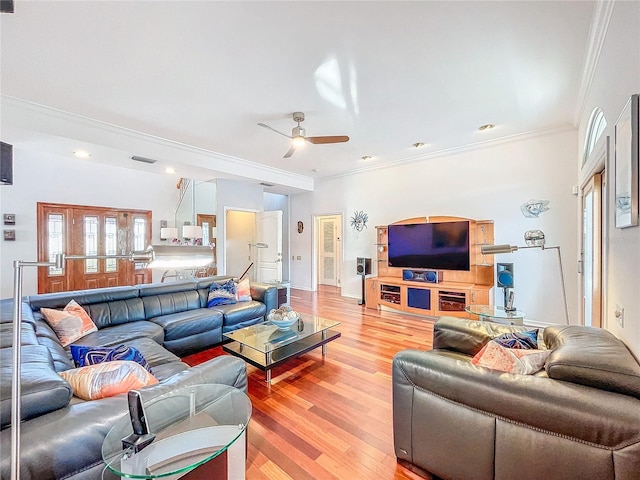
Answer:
(465, 304, 526, 326)
(102, 384, 251, 479)
(223, 315, 341, 384)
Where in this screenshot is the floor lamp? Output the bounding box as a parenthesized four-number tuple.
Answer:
(9, 246, 214, 479)
(10, 256, 63, 480)
(481, 239, 570, 325)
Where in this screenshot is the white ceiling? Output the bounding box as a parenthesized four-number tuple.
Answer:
(1, 1, 596, 193)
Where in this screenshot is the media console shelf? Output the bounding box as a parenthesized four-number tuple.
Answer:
(365, 216, 494, 318)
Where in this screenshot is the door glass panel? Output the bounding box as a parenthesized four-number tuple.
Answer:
(84, 216, 98, 273)
(48, 213, 64, 275)
(202, 221, 210, 245)
(133, 218, 146, 251)
(583, 191, 594, 326)
(105, 217, 117, 272)
(133, 218, 147, 269)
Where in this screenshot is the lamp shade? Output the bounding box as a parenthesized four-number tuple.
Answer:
(160, 227, 178, 240)
(146, 245, 213, 268)
(481, 244, 518, 255)
(182, 225, 203, 239)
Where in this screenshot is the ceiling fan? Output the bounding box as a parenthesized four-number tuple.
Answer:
(258, 112, 349, 158)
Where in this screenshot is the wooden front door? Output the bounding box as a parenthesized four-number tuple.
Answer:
(38, 203, 152, 293)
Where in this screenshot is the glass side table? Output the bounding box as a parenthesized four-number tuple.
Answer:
(465, 304, 526, 326)
(102, 384, 251, 479)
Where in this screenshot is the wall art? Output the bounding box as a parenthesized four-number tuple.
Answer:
(350, 211, 368, 231)
(614, 93, 639, 228)
(520, 199, 549, 218)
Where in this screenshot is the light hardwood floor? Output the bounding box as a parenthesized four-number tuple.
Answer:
(244, 285, 436, 480)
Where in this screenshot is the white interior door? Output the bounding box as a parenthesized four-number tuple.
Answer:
(256, 210, 282, 283)
(318, 216, 340, 287)
(581, 172, 603, 327)
(225, 210, 256, 279)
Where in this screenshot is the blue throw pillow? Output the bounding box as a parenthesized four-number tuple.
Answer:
(70, 344, 153, 373)
(492, 329, 539, 350)
(207, 279, 238, 307)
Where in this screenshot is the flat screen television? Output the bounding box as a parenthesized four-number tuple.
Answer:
(387, 221, 470, 271)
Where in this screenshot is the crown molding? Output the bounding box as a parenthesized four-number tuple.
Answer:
(0, 95, 314, 192)
(319, 124, 576, 182)
(573, 0, 616, 127)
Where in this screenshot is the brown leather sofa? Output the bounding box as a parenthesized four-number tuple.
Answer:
(392, 316, 640, 480)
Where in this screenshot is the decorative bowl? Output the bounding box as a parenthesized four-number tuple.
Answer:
(268, 313, 299, 330)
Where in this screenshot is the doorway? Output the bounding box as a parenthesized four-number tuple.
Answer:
(225, 209, 283, 282)
(37, 202, 152, 293)
(315, 214, 342, 288)
(581, 171, 604, 328)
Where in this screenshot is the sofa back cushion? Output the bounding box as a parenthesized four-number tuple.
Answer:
(139, 281, 201, 318)
(433, 316, 534, 356)
(544, 325, 640, 399)
(0, 345, 72, 429)
(28, 287, 146, 329)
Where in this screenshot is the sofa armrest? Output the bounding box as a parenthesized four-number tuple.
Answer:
(544, 325, 640, 399)
(433, 316, 536, 356)
(392, 349, 640, 448)
(249, 282, 278, 313)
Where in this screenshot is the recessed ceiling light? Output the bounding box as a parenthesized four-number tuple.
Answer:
(73, 150, 91, 159)
(478, 124, 495, 131)
(361, 155, 373, 161)
(311, 168, 319, 173)
(165, 168, 176, 174)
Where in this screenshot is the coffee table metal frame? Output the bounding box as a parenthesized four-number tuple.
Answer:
(222, 316, 341, 384)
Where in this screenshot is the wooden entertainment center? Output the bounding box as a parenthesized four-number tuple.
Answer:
(365, 216, 494, 318)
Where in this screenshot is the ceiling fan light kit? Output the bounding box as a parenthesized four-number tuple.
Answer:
(258, 111, 349, 158)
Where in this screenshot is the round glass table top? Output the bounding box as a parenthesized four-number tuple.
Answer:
(102, 384, 251, 478)
(465, 304, 525, 320)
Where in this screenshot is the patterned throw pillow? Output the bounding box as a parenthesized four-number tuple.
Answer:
(41, 300, 98, 347)
(236, 277, 252, 302)
(207, 279, 238, 307)
(472, 340, 550, 375)
(59, 361, 158, 400)
(492, 329, 539, 350)
(70, 344, 153, 373)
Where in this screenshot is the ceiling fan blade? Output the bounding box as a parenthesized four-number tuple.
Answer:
(306, 135, 350, 145)
(258, 123, 292, 139)
(283, 145, 296, 158)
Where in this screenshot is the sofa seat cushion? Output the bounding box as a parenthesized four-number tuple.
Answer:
(68, 320, 164, 349)
(210, 301, 266, 328)
(151, 361, 190, 380)
(544, 325, 640, 399)
(127, 338, 182, 374)
(0, 345, 72, 429)
(149, 308, 223, 342)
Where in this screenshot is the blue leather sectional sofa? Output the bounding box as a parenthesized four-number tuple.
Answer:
(0, 276, 277, 479)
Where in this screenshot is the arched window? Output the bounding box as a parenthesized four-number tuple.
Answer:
(583, 107, 607, 166)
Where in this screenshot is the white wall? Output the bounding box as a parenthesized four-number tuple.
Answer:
(0, 148, 179, 297)
(577, 1, 640, 356)
(290, 129, 579, 326)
